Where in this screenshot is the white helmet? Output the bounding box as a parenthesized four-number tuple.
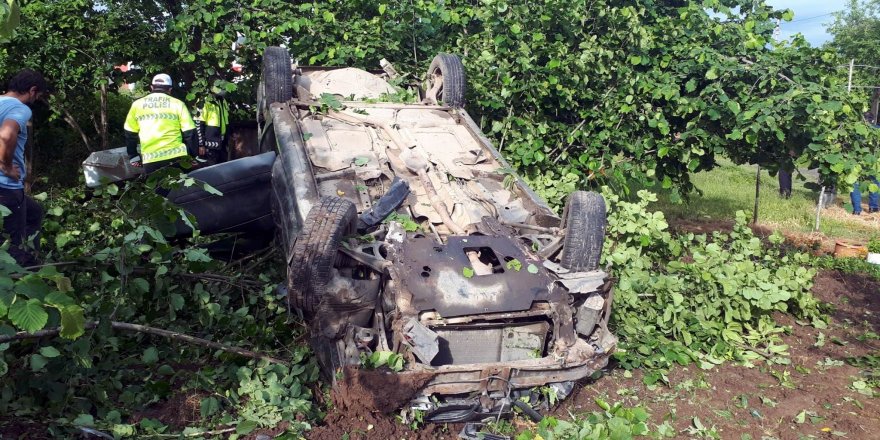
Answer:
(151, 73, 172, 88)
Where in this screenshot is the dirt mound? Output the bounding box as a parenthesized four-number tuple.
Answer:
(331, 367, 434, 415)
(131, 392, 207, 429)
(307, 367, 454, 439)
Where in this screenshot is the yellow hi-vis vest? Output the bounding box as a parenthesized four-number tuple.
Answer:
(195, 98, 229, 137)
(123, 93, 196, 164)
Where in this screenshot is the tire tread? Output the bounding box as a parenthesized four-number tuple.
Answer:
(559, 191, 607, 271)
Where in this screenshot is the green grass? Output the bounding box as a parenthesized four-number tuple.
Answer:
(649, 159, 880, 243)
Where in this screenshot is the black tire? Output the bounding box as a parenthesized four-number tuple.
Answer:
(288, 197, 357, 316)
(426, 53, 466, 107)
(259, 46, 293, 121)
(559, 191, 607, 271)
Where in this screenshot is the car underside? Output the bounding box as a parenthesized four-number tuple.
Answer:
(259, 47, 617, 422)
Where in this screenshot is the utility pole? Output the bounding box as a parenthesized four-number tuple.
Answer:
(848, 59, 855, 93)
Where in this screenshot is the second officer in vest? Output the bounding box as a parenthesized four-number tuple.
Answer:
(194, 85, 230, 166)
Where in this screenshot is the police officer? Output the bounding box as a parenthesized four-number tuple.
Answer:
(124, 74, 198, 174)
(194, 85, 229, 166)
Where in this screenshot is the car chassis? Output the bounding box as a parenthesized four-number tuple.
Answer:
(260, 48, 617, 422)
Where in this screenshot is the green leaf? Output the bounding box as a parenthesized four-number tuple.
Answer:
(462, 267, 475, 278)
(15, 276, 51, 300)
(354, 156, 369, 166)
(60, 306, 85, 340)
(30, 353, 48, 371)
(200, 396, 220, 418)
(527, 263, 539, 274)
(0, 360, 7, 377)
(0, 292, 10, 318)
(505, 258, 522, 271)
(9, 298, 48, 332)
(39, 346, 61, 358)
(705, 68, 718, 80)
(142, 347, 159, 364)
(213, 33, 223, 44)
(378, 4, 386, 15)
(112, 425, 136, 437)
(319, 93, 343, 110)
(73, 414, 95, 427)
(182, 248, 212, 262)
(726, 100, 741, 115)
(672, 293, 684, 306)
(202, 183, 223, 196)
(45, 291, 74, 307)
(236, 420, 257, 435)
(131, 278, 150, 294)
(169, 294, 185, 311)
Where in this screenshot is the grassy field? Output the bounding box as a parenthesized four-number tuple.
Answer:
(650, 160, 880, 243)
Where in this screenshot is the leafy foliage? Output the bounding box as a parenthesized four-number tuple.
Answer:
(0, 172, 319, 437)
(828, 0, 880, 88)
(5, 1, 879, 191)
(813, 254, 880, 280)
(0, 0, 19, 42)
(360, 350, 404, 372)
(602, 190, 825, 378)
(515, 399, 651, 440)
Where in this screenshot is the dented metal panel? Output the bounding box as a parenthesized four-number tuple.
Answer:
(396, 236, 552, 317)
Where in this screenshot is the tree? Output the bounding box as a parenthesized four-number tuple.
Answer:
(0, 0, 19, 42)
(1, 0, 160, 151)
(828, 0, 880, 78)
(3, 0, 876, 194)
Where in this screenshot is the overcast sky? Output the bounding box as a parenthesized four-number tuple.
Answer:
(766, 0, 846, 46)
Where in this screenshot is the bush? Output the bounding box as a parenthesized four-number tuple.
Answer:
(603, 190, 825, 379)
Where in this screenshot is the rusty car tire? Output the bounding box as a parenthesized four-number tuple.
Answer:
(559, 191, 607, 271)
(259, 46, 293, 121)
(426, 53, 466, 107)
(288, 196, 357, 315)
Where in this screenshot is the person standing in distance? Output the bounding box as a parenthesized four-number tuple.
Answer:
(0, 69, 49, 267)
(124, 74, 198, 174)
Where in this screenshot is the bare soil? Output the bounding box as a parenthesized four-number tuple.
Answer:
(563, 270, 879, 439)
(306, 367, 452, 440)
(130, 391, 207, 429)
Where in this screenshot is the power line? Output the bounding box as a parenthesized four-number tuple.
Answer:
(790, 12, 838, 23)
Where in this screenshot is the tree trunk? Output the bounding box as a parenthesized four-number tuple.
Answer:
(752, 165, 761, 225)
(61, 107, 93, 152)
(100, 82, 109, 150)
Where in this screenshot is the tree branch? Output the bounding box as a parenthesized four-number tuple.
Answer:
(59, 107, 94, 152)
(0, 321, 289, 365)
(739, 57, 797, 85)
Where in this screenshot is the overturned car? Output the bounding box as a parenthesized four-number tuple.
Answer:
(260, 47, 617, 421)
